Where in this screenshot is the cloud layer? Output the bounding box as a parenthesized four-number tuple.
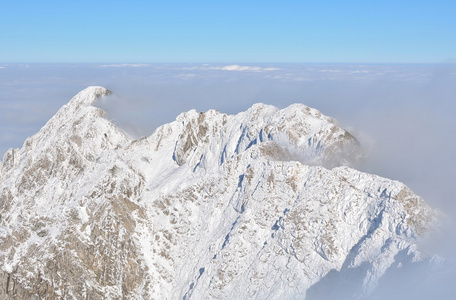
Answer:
(208, 65, 279, 71)
(0, 64, 455, 299)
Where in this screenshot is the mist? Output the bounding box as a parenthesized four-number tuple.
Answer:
(1, 63, 455, 298)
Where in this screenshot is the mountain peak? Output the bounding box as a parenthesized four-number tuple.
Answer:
(0, 86, 127, 180)
(0, 87, 438, 299)
(67, 85, 111, 108)
(46, 85, 112, 130)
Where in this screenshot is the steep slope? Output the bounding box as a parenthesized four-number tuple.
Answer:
(0, 87, 436, 299)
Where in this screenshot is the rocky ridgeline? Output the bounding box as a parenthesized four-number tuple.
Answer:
(0, 87, 436, 299)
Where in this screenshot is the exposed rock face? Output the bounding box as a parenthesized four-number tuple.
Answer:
(0, 87, 436, 299)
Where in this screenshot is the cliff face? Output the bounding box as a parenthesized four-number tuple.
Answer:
(0, 87, 435, 299)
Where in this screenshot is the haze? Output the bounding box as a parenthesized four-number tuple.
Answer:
(1, 63, 455, 299)
(1, 63, 455, 298)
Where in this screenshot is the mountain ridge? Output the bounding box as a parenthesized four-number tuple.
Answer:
(0, 86, 437, 299)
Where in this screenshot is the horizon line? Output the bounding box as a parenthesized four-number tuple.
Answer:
(1, 61, 454, 65)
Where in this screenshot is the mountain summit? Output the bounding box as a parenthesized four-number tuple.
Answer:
(0, 87, 436, 299)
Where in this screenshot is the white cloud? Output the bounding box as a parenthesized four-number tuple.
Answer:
(216, 65, 262, 71)
(210, 65, 279, 72)
(177, 65, 280, 72)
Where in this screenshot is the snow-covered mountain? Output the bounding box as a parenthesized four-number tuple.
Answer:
(0, 86, 436, 299)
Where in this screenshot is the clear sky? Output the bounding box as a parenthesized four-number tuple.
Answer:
(1, 0, 455, 63)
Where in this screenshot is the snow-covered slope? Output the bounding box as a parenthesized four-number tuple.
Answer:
(0, 87, 436, 299)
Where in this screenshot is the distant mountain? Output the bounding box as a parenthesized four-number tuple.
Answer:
(0, 87, 436, 299)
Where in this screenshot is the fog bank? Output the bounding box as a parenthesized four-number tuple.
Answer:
(1, 63, 455, 298)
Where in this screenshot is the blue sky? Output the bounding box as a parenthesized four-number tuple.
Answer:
(1, 0, 455, 63)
